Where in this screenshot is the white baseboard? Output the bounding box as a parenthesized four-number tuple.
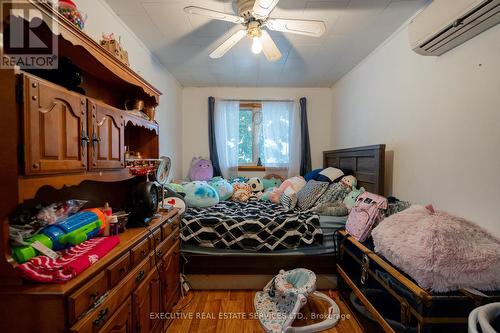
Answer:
(186, 274, 337, 290)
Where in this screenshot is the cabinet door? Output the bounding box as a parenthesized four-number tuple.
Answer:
(88, 100, 124, 170)
(160, 244, 180, 313)
(132, 269, 161, 333)
(24, 75, 88, 174)
(98, 298, 133, 333)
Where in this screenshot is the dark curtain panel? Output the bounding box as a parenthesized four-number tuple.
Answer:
(299, 97, 312, 176)
(208, 96, 222, 177)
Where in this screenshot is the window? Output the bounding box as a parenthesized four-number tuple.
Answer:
(237, 102, 292, 166)
(238, 103, 263, 165)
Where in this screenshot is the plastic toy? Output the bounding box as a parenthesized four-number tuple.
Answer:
(12, 211, 104, 264)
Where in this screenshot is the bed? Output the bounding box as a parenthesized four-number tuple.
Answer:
(181, 144, 386, 275)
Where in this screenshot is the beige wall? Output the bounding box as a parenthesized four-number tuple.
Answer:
(74, 0, 183, 178)
(181, 87, 333, 179)
(331, 22, 500, 237)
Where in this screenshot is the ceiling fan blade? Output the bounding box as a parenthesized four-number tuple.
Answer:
(253, 0, 280, 18)
(184, 6, 244, 24)
(210, 29, 247, 59)
(261, 30, 282, 62)
(266, 18, 326, 37)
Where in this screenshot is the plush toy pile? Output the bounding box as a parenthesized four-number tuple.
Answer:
(177, 159, 368, 212)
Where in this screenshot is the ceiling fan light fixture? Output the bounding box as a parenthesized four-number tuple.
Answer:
(251, 37, 263, 54)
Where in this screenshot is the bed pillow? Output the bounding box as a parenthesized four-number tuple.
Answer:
(315, 182, 350, 207)
(297, 180, 329, 210)
(280, 187, 298, 211)
(315, 167, 344, 183)
(304, 168, 323, 182)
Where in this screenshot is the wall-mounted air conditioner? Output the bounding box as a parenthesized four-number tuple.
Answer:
(409, 0, 500, 56)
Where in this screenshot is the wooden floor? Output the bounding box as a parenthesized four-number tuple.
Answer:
(166, 290, 363, 333)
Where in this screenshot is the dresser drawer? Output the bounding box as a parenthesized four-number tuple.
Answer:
(150, 227, 162, 247)
(130, 237, 150, 266)
(153, 231, 178, 262)
(106, 251, 131, 288)
(161, 216, 179, 238)
(97, 297, 132, 333)
(71, 258, 151, 333)
(70, 287, 125, 333)
(69, 271, 108, 325)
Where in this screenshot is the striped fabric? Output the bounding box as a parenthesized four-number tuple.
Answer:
(280, 188, 298, 211)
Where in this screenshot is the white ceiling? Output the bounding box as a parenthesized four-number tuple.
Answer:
(104, 0, 428, 87)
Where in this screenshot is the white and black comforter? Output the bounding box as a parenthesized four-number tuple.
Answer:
(181, 201, 322, 251)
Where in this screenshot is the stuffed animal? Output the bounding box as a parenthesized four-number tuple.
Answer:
(269, 176, 307, 203)
(247, 177, 265, 200)
(340, 175, 357, 192)
(183, 181, 219, 208)
(166, 183, 184, 194)
(343, 187, 365, 210)
(208, 177, 233, 201)
(232, 182, 252, 202)
(262, 176, 283, 190)
(260, 187, 275, 202)
(229, 176, 248, 184)
(188, 157, 213, 181)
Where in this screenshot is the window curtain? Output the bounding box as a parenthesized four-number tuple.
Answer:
(299, 97, 312, 176)
(208, 97, 222, 177)
(261, 101, 301, 178)
(214, 99, 240, 179)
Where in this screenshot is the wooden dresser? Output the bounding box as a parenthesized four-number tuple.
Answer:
(0, 210, 181, 333)
(0, 2, 181, 332)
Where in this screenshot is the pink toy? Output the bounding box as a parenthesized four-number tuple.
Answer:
(188, 157, 213, 181)
(269, 176, 306, 203)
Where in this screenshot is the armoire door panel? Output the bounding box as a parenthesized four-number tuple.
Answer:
(24, 75, 88, 175)
(88, 100, 125, 170)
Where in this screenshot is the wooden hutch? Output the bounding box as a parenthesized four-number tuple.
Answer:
(0, 1, 180, 332)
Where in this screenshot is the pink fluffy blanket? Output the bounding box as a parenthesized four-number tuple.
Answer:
(372, 205, 500, 292)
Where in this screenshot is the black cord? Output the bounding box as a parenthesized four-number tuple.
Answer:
(138, 221, 163, 315)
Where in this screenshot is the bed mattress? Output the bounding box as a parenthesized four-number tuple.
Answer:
(181, 200, 325, 252)
(181, 212, 347, 256)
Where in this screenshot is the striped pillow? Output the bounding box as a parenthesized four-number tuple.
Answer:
(297, 180, 329, 210)
(280, 188, 298, 211)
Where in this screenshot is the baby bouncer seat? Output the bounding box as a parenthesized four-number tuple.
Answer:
(254, 268, 340, 333)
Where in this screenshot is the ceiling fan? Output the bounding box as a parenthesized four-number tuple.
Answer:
(184, 0, 326, 62)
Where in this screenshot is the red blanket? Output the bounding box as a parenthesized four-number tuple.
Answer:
(17, 236, 120, 283)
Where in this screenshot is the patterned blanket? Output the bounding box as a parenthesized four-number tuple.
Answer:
(181, 201, 322, 251)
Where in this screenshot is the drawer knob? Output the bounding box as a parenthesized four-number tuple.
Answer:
(136, 270, 145, 283)
(156, 250, 163, 258)
(89, 291, 100, 301)
(140, 249, 147, 257)
(32, 82, 38, 88)
(118, 267, 127, 275)
(92, 308, 108, 327)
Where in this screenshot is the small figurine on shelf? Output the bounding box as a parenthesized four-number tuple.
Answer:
(100, 33, 130, 66)
(58, 0, 86, 30)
